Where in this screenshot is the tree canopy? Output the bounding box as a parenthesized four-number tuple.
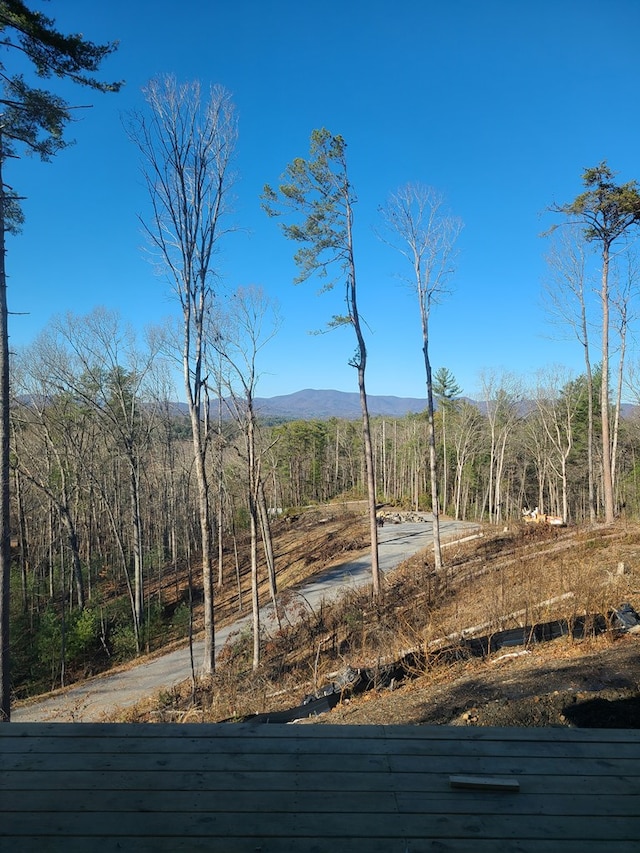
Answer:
(0, 0, 122, 160)
(552, 161, 640, 249)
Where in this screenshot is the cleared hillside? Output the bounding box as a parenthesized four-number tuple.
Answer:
(108, 516, 640, 727)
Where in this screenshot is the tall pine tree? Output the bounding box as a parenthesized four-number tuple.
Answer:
(551, 163, 640, 524)
(0, 1, 121, 721)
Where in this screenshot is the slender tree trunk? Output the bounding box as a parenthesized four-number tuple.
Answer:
(421, 323, 442, 571)
(129, 461, 143, 644)
(585, 355, 596, 523)
(441, 405, 448, 515)
(487, 422, 496, 522)
(494, 432, 508, 524)
(611, 299, 627, 499)
(347, 209, 380, 599)
(0, 133, 11, 721)
(217, 499, 224, 588)
(249, 497, 260, 671)
(192, 424, 214, 672)
(561, 456, 569, 525)
(579, 286, 597, 523)
(217, 387, 225, 588)
(247, 417, 260, 670)
(102, 486, 140, 652)
(231, 509, 242, 612)
(236, 401, 262, 670)
(258, 478, 279, 625)
(48, 506, 54, 600)
(184, 319, 215, 675)
(59, 505, 85, 611)
(14, 468, 28, 614)
(381, 419, 387, 500)
(601, 243, 615, 523)
(357, 360, 381, 597)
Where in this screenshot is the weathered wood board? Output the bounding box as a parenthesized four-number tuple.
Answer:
(1, 723, 639, 852)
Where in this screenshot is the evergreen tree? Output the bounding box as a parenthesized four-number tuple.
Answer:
(0, 0, 121, 721)
(550, 163, 640, 523)
(434, 367, 462, 514)
(263, 129, 381, 598)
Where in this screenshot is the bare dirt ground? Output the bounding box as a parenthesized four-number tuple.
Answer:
(127, 517, 640, 730)
(310, 633, 640, 728)
(263, 518, 640, 731)
(304, 520, 640, 730)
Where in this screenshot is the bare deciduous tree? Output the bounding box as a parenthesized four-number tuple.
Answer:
(128, 75, 237, 674)
(45, 308, 158, 653)
(480, 372, 522, 524)
(449, 400, 483, 520)
(610, 253, 638, 498)
(379, 184, 462, 570)
(543, 227, 596, 522)
(215, 285, 280, 670)
(534, 368, 582, 524)
(12, 338, 93, 612)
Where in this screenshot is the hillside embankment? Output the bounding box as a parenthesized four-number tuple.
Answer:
(13, 510, 640, 727)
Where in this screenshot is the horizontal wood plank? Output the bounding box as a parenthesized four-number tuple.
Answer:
(3, 748, 635, 778)
(2, 732, 639, 760)
(3, 808, 640, 840)
(4, 721, 639, 742)
(3, 768, 640, 795)
(3, 834, 640, 852)
(3, 789, 639, 816)
(9, 838, 640, 853)
(2, 723, 639, 849)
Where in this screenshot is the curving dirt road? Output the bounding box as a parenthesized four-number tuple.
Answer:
(11, 518, 478, 723)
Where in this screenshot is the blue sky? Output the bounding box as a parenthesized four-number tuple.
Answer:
(5, 0, 640, 400)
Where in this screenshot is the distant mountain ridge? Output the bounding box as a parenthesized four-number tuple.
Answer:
(253, 389, 429, 420)
(167, 389, 639, 422)
(16, 389, 430, 421)
(20, 387, 638, 422)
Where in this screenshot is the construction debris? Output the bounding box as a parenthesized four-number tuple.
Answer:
(376, 510, 431, 525)
(522, 507, 565, 526)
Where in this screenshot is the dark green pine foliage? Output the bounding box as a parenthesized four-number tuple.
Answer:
(262, 128, 382, 598)
(552, 163, 640, 524)
(562, 163, 640, 247)
(0, 0, 121, 722)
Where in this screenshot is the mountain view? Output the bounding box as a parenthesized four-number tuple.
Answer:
(252, 389, 430, 420)
(248, 388, 637, 422)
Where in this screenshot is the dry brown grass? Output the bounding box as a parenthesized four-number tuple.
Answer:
(114, 516, 640, 724)
(147, 503, 370, 641)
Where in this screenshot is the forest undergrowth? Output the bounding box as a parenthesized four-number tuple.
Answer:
(11, 504, 370, 701)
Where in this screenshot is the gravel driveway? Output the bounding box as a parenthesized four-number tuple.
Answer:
(12, 518, 478, 722)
